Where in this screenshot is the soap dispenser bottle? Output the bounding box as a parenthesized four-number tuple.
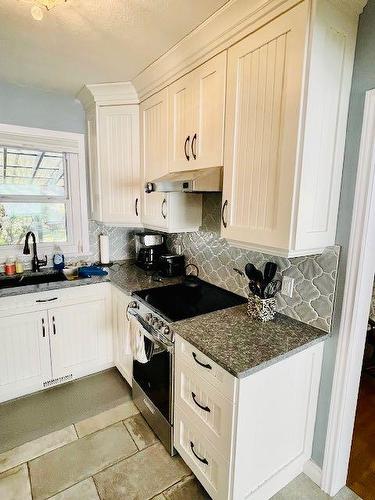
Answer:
(53, 246, 65, 270)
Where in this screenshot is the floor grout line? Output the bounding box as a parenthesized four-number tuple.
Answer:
(121, 419, 140, 451)
(26, 461, 34, 500)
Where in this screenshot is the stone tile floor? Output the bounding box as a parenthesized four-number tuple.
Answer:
(0, 399, 362, 500)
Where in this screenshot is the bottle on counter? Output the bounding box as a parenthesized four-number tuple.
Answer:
(53, 246, 65, 270)
(15, 256, 25, 274)
(4, 257, 16, 276)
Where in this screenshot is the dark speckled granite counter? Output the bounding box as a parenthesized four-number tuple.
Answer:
(172, 305, 328, 378)
(0, 261, 327, 379)
(0, 260, 181, 299)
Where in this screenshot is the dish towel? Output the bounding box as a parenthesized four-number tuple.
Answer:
(130, 316, 149, 364)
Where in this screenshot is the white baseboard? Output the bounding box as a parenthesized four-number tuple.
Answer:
(303, 459, 322, 487)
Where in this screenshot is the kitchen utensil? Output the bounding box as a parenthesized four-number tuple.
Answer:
(245, 263, 263, 295)
(263, 262, 277, 286)
(264, 280, 281, 298)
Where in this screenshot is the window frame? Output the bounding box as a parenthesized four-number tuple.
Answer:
(0, 123, 89, 262)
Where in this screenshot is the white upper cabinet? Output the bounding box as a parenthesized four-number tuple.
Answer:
(168, 73, 195, 172)
(132, 0, 363, 257)
(79, 83, 142, 226)
(168, 52, 226, 173)
(221, 3, 307, 256)
(98, 105, 140, 225)
(221, 0, 359, 257)
(192, 52, 226, 170)
(140, 89, 202, 233)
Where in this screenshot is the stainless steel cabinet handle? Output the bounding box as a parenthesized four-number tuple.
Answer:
(36, 297, 58, 303)
(161, 198, 167, 219)
(191, 392, 211, 412)
(42, 318, 46, 338)
(190, 441, 208, 465)
(135, 198, 139, 217)
(192, 352, 212, 370)
(184, 136, 190, 161)
(52, 316, 56, 335)
(221, 200, 228, 228)
(191, 133, 197, 160)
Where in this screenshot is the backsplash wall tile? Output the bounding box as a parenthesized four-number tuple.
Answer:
(88, 221, 136, 262)
(167, 194, 340, 332)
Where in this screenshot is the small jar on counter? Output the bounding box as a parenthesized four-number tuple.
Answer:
(4, 257, 16, 276)
(15, 256, 25, 274)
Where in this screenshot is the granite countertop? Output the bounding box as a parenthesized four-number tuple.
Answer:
(0, 261, 328, 379)
(172, 305, 328, 378)
(0, 260, 181, 299)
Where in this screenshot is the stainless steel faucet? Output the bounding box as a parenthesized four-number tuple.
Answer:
(23, 231, 47, 272)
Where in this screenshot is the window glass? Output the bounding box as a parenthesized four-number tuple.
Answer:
(0, 202, 67, 246)
(0, 147, 65, 197)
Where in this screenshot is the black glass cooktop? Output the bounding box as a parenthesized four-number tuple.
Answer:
(133, 277, 247, 322)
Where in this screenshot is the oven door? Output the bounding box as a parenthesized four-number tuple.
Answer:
(132, 322, 173, 424)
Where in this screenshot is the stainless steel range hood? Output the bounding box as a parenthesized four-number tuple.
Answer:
(145, 167, 223, 193)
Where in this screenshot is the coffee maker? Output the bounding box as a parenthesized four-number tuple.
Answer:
(135, 232, 165, 271)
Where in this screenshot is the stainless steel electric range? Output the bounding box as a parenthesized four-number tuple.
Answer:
(127, 277, 246, 455)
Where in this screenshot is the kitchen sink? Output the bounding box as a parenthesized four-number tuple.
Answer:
(0, 272, 67, 290)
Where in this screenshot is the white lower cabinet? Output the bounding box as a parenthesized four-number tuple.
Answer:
(174, 335, 324, 500)
(112, 285, 133, 386)
(48, 297, 112, 382)
(0, 311, 51, 404)
(0, 283, 113, 403)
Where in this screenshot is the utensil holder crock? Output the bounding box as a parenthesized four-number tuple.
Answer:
(247, 293, 276, 322)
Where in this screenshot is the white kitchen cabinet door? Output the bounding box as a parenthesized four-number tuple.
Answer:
(48, 297, 113, 381)
(141, 88, 170, 229)
(168, 73, 195, 172)
(188, 52, 226, 171)
(0, 311, 51, 403)
(98, 105, 141, 225)
(112, 286, 133, 386)
(168, 54, 226, 173)
(221, 3, 308, 254)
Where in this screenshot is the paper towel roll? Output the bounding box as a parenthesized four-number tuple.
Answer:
(99, 234, 110, 264)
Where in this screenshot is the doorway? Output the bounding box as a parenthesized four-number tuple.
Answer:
(322, 90, 375, 495)
(346, 289, 375, 499)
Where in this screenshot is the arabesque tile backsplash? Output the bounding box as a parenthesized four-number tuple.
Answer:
(167, 194, 340, 333)
(88, 194, 339, 333)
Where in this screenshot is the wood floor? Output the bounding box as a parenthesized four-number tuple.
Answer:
(347, 373, 375, 500)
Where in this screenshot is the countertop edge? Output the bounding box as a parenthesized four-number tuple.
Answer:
(175, 328, 329, 378)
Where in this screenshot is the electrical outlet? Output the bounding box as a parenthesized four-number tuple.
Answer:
(281, 276, 294, 298)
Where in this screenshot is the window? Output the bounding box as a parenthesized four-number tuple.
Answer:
(0, 124, 88, 260)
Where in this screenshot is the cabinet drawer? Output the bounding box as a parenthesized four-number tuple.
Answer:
(0, 282, 110, 317)
(175, 335, 235, 401)
(174, 405, 230, 500)
(175, 359, 234, 456)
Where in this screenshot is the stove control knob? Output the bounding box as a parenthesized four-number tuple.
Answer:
(161, 325, 170, 336)
(151, 317, 159, 326)
(156, 321, 164, 330)
(145, 313, 152, 323)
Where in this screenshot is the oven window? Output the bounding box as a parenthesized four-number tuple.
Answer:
(133, 345, 171, 422)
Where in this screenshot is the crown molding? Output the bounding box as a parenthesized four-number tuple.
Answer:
(132, 0, 365, 102)
(77, 82, 139, 110)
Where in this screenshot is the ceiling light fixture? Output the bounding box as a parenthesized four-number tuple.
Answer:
(20, 0, 68, 21)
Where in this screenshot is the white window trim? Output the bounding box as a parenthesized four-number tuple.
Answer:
(0, 123, 89, 262)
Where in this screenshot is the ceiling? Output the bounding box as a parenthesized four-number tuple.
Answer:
(0, 0, 228, 95)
